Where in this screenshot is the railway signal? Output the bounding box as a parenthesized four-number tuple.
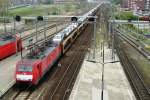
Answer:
(35, 16, 44, 43)
(15, 15, 21, 22)
(37, 16, 44, 21)
(14, 15, 23, 59)
(88, 17, 95, 22)
(71, 17, 78, 22)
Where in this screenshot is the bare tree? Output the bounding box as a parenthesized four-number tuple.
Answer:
(0, 0, 9, 16)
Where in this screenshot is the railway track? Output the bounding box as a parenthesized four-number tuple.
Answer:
(0, 21, 50, 35)
(21, 23, 62, 40)
(22, 23, 67, 47)
(114, 32, 150, 100)
(115, 27, 150, 59)
(9, 85, 33, 100)
(16, 23, 51, 34)
(2, 84, 34, 100)
(44, 25, 93, 100)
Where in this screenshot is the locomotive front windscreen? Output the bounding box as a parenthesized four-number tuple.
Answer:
(18, 66, 33, 72)
(0, 34, 15, 46)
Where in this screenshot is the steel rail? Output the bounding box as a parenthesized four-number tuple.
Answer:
(10, 85, 32, 100)
(114, 32, 150, 100)
(62, 26, 92, 100)
(47, 25, 92, 100)
(48, 30, 86, 100)
(21, 23, 61, 40)
(114, 28, 150, 59)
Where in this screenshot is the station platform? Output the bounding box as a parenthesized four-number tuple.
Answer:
(69, 45, 136, 100)
(0, 53, 20, 97)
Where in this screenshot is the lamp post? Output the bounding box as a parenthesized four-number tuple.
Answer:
(43, 17, 47, 49)
(35, 18, 39, 43)
(93, 18, 97, 60)
(13, 17, 17, 55)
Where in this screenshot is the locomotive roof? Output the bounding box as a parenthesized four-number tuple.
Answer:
(0, 33, 16, 46)
(24, 41, 57, 60)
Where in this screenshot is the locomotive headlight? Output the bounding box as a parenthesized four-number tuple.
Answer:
(16, 75, 20, 80)
(16, 74, 33, 81)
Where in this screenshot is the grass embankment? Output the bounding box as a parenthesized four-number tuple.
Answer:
(127, 46, 150, 87)
(136, 59, 150, 85)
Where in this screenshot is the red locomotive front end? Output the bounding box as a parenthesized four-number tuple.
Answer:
(16, 60, 41, 85)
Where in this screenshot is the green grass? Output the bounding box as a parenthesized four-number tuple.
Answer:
(133, 59, 150, 86)
(8, 4, 78, 16)
(114, 11, 138, 20)
(125, 43, 150, 87)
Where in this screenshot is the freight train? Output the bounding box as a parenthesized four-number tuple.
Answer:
(15, 4, 101, 85)
(0, 33, 22, 60)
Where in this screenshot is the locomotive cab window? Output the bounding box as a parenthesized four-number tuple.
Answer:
(2, 35, 13, 40)
(18, 66, 33, 72)
(0, 34, 15, 41)
(0, 34, 15, 46)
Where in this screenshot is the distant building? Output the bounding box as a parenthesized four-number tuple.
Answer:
(145, 0, 150, 11)
(121, 0, 128, 8)
(121, 0, 150, 11)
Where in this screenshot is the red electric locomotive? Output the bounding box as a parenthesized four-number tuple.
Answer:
(0, 33, 22, 60)
(16, 41, 61, 85)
